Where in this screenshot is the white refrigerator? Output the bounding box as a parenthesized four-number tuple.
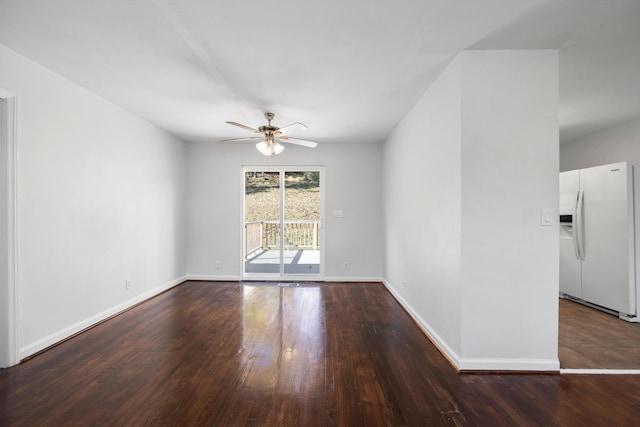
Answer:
(559, 162, 637, 320)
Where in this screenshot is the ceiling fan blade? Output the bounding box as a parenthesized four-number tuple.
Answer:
(226, 121, 259, 133)
(220, 137, 263, 143)
(277, 136, 318, 148)
(277, 122, 308, 135)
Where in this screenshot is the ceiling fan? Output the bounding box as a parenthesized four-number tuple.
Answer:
(221, 112, 318, 156)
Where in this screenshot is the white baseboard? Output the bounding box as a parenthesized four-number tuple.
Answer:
(185, 275, 242, 281)
(382, 279, 462, 370)
(19, 275, 187, 360)
(459, 358, 560, 372)
(322, 276, 384, 282)
(561, 368, 640, 375)
(382, 279, 560, 373)
(185, 275, 383, 283)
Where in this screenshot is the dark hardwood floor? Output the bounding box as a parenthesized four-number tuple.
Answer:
(2, 281, 640, 426)
(559, 297, 640, 369)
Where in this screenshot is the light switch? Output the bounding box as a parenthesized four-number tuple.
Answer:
(541, 208, 553, 226)
(333, 209, 344, 218)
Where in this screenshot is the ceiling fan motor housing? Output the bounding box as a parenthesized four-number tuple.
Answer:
(259, 113, 281, 139)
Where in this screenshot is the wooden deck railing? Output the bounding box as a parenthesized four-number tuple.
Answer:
(244, 220, 320, 258)
(244, 221, 263, 258)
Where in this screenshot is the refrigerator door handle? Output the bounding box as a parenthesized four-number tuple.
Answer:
(575, 190, 585, 260)
(572, 191, 580, 259)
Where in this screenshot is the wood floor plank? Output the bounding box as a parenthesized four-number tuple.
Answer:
(2, 281, 640, 426)
(559, 297, 640, 369)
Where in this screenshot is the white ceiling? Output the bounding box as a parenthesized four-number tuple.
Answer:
(0, 0, 638, 145)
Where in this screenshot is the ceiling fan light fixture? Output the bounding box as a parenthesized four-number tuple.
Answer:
(272, 141, 285, 155)
(255, 139, 285, 156)
(256, 140, 272, 156)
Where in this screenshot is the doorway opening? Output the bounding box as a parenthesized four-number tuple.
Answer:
(242, 167, 323, 279)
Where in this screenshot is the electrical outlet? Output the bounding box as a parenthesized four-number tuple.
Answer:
(215, 260, 222, 269)
(125, 279, 131, 291)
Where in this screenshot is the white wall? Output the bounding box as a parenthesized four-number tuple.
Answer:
(0, 44, 187, 360)
(384, 50, 559, 371)
(383, 56, 463, 359)
(459, 51, 559, 369)
(560, 118, 640, 172)
(0, 98, 8, 366)
(186, 141, 384, 280)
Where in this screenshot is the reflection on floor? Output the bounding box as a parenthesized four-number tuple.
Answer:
(559, 298, 640, 369)
(244, 250, 320, 274)
(4, 282, 640, 425)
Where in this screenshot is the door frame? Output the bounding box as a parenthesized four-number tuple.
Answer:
(241, 166, 325, 281)
(0, 86, 19, 368)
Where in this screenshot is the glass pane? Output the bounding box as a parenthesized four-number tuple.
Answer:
(244, 171, 281, 274)
(284, 171, 320, 275)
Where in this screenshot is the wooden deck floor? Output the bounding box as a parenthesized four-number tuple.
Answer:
(2, 281, 640, 426)
(244, 250, 320, 274)
(559, 297, 640, 369)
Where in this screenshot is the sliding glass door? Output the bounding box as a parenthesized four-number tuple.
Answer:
(243, 167, 323, 279)
(244, 171, 281, 274)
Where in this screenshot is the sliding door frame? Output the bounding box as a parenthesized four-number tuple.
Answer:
(241, 166, 325, 281)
